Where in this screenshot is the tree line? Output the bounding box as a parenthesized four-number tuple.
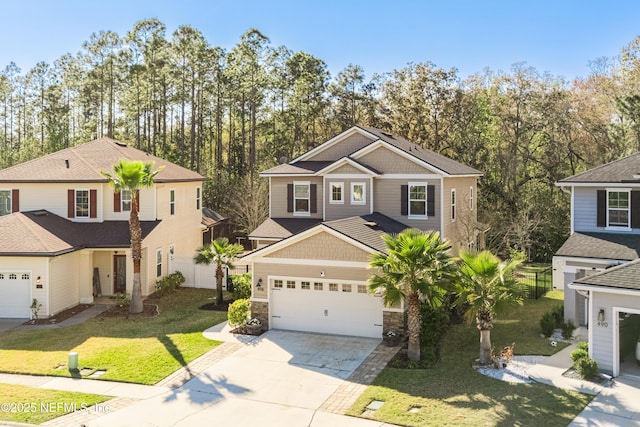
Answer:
(2, 19, 640, 261)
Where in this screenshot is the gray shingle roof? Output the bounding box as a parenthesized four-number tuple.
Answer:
(248, 217, 322, 240)
(555, 232, 640, 261)
(202, 208, 227, 228)
(559, 152, 640, 183)
(357, 126, 482, 176)
(573, 259, 640, 291)
(261, 161, 333, 175)
(0, 210, 160, 256)
(323, 213, 409, 253)
(0, 138, 205, 183)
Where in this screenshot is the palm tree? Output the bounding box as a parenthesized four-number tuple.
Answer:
(102, 159, 163, 314)
(368, 229, 455, 361)
(454, 250, 524, 365)
(195, 238, 244, 306)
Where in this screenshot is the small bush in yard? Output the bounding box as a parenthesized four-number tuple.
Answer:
(571, 348, 588, 363)
(575, 357, 599, 379)
(577, 341, 589, 352)
(231, 273, 252, 300)
(561, 320, 576, 340)
(155, 271, 186, 295)
(540, 312, 556, 337)
(551, 304, 564, 327)
(228, 298, 251, 327)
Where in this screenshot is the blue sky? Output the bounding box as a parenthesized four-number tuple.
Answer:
(1, 0, 639, 81)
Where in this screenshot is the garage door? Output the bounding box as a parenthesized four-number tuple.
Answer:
(270, 278, 383, 338)
(0, 272, 31, 318)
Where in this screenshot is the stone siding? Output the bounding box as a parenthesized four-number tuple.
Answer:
(251, 300, 269, 330)
(383, 310, 406, 335)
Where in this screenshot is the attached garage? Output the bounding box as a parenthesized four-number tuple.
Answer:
(0, 272, 31, 318)
(269, 277, 383, 338)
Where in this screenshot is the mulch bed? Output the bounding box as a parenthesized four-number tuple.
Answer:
(96, 304, 159, 319)
(229, 326, 265, 336)
(22, 304, 92, 325)
(199, 300, 232, 311)
(562, 367, 612, 386)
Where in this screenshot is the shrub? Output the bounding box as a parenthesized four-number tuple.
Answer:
(575, 357, 599, 379)
(155, 271, 186, 295)
(570, 348, 588, 363)
(540, 312, 556, 337)
(577, 341, 589, 352)
(228, 298, 251, 327)
(115, 292, 131, 307)
(551, 304, 564, 328)
(561, 320, 576, 340)
(231, 273, 252, 300)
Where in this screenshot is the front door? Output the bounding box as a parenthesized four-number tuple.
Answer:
(114, 255, 126, 294)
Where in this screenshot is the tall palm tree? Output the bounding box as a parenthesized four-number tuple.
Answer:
(102, 159, 163, 314)
(454, 250, 524, 365)
(195, 238, 244, 305)
(369, 229, 455, 361)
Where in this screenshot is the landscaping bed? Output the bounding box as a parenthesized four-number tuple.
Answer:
(22, 304, 92, 325)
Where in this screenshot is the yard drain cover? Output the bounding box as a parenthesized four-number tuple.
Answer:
(89, 370, 107, 378)
(409, 407, 420, 413)
(366, 400, 384, 410)
(79, 368, 93, 375)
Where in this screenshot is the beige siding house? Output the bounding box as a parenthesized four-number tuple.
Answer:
(245, 126, 483, 338)
(0, 138, 205, 318)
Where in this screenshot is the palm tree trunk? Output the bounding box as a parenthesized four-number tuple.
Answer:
(129, 196, 143, 314)
(479, 329, 492, 364)
(215, 263, 224, 305)
(407, 292, 421, 361)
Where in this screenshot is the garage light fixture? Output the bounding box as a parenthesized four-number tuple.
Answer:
(598, 309, 605, 322)
(320, 271, 325, 277)
(36, 276, 43, 289)
(256, 278, 263, 289)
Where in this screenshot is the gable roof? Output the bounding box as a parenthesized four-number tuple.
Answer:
(572, 258, 640, 291)
(0, 210, 160, 256)
(555, 232, 640, 261)
(275, 126, 481, 177)
(248, 217, 322, 240)
(0, 138, 205, 183)
(244, 212, 409, 260)
(558, 152, 640, 184)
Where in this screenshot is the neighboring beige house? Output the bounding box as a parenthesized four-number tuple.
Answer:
(0, 138, 205, 319)
(243, 126, 483, 338)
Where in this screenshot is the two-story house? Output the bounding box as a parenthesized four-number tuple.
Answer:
(554, 152, 640, 376)
(0, 138, 205, 319)
(242, 126, 483, 338)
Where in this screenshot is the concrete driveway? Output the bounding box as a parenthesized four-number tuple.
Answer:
(0, 318, 26, 332)
(86, 331, 390, 427)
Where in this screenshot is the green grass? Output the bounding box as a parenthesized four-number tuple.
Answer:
(347, 291, 593, 426)
(0, 288, 229, 384)
(0, 383, 109, 424)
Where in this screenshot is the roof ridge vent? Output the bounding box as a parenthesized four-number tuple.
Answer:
(114, 141, 127, 147)
(380, 131, 394, 139)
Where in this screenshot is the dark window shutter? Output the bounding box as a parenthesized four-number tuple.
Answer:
(597, 190, 606, 227)
(114, 192, 121, 212)
(90, 189, 97, 218)
(287, 184, 293, 213)
(632, 191, 640, 228)
(401, 185, 408, 215)
(427, 185, 435, 217)
(310, 184, 317, 213)
(67, 189, 74, 218)
(11, 189, 19, 213)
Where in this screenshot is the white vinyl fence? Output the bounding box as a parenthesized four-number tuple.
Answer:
(169, 255, 225, 289)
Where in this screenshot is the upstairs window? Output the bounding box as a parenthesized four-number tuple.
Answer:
(75, 190, 89, 217)
(401, 183, 435, 219)
(351, 182, 366, 205)
(121, 190, 132, 212)
(196, 187, 201, 210)
(608, 190, 630, 227)
(330, 182, 344, 204)
(294, 182, 310, 215)
(469, 187, 474, 210)
(451, 189, 456, 222)
(0, 190, 11, 216)
(170, 189, 175, 215)
(409, 183, 427, 217)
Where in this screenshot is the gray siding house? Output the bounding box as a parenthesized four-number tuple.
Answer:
(554, 152, 640, 376)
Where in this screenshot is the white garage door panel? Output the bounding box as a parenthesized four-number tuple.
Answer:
(270, 280, 383, 338)
(0, 273, 31, 318)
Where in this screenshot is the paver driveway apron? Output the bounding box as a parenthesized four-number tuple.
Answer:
(86, 330, 382, 427)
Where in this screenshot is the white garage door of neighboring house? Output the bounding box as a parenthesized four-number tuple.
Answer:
(0, 272, 31, 318)
(270, 277, 383, 338)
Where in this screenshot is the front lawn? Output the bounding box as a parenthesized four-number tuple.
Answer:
(0, 384, 109, 425)
(0, 288, 229, 384)
(347, 291, 593, 426)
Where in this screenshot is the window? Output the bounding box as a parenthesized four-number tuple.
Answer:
(469, 187, 474, 210)
(408, 183, 427, 217)
(301, 281, 310, 290)
(351, 182, 365, 205)
(286, 280, 296, 289)
(21, 273, 29, 280)
(608, 190, 630, 227)
(273, 280, 283, 288)
(170, 189, 175, 215)
(330, 182, 344, 204)
(451, 189, 456, 222)
(314, 282, 323, 291)
(342, 284, 352, 292)
(75, 190, 89, 217)
(121, 190, 132, 212)
(9, 274, 16, 280)
(357, 285, 367, 294)
(329, 283, 338, 292)
(156, 249, 163, 278)
(0, 274, 3, 279)
(0, 190, 11, 216)
(294, 182, 310, 215)
(196, 187, 201, 210)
